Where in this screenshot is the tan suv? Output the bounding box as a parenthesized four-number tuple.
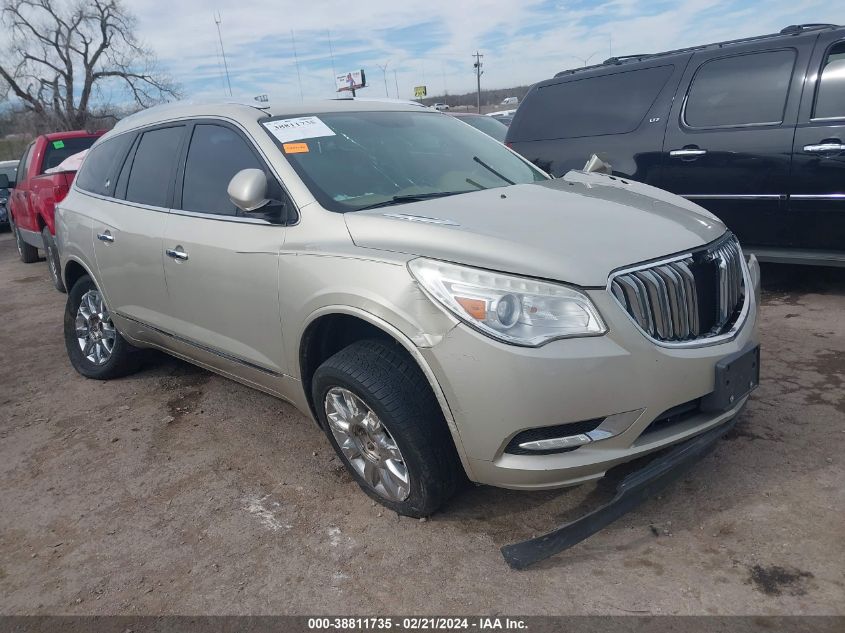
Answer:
(56, 100, 761, 523)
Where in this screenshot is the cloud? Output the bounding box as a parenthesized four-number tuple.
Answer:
(4, 0, 843, 105)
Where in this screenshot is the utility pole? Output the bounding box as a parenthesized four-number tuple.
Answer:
(473, 51, 483, 113)
(376, 61, 390, 97)
(393, 69, 399, 99)
(328, 30, 337, 97)
(213, 11, 233, 96)
(291, 30, 304, 101)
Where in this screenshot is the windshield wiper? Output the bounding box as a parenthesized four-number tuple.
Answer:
(355, 191, 468, 210)
(473, 156, 515, 185)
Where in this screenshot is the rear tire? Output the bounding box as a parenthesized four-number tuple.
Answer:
(64, 275, 143, 380)
(42, 227, 66, 292)
(14, 221, 39, 263)
(312, 339, 463, 517)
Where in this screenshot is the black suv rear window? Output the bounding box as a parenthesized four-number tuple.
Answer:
(511, 65, 674, 141)
(684, 50, 796, 128)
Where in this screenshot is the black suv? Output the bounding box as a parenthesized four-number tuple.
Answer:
(507, 24, 845, 267)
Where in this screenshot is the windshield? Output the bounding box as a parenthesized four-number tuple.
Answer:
(454, 115, 508, 142)
(261, 110, 547, 212)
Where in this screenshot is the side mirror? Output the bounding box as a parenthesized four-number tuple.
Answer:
(583, 154, 612, 175)
(227, 168, 269, 212)
(0, 174, 9, 189)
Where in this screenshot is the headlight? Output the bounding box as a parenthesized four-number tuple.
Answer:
(408, 258, 607, 346)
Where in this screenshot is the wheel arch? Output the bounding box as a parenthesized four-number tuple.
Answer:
(298, 306, 474, 478)
(63, 256, 96, 293)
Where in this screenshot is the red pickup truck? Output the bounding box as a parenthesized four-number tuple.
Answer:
(8, 130, 104, 291)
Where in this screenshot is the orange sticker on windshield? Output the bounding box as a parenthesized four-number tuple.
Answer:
(283, 142, 309, 154)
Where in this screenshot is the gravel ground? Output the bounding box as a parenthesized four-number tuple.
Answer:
(0, 231, 843, 615)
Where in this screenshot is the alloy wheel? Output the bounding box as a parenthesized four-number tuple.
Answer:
(324, 387, 410, 502)
(75, 290, 116, 365)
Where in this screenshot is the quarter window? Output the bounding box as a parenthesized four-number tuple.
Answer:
(514, 65, 675, 141)
(125, 126, 185, 208)
(684, 50, 796, 128)
(75, 134, 135, 196)
(814, 42, 845, 120)
(181, 124, 264, 216)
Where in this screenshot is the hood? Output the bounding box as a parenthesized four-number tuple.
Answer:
(344, 171, 726, 287)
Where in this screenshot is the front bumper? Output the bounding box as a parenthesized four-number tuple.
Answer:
(419, 256, 761, 489)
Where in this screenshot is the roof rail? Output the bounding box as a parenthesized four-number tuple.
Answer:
(603, 54, 651, 65)
(553, 23, 842, 79)
(780, 23, 838, 35)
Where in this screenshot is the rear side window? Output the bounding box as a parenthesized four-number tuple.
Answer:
(125, 126, 185, 208)
(181, 124, 264, 216)
(814, 41, 845, 120)
(76, 134, 135, 196)
(41, 136, 99, 173)
(684, 50, 796, 128)
(512, 65, 674, 141)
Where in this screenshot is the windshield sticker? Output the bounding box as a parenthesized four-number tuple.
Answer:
(52, 140, 65, 149)
(283, 142, 309, 154)
(263, 117, 336, 144)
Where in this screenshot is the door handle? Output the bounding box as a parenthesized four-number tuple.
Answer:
(96, 231, 114, 243)
(803, 143, 844, 155)
(669, 148, 708, 158)
(165, 247, 189, 261)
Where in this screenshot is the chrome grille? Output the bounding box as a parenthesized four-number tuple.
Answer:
(610, 235, 746, 344)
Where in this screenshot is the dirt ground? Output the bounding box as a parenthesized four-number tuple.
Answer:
(0, 231, 843, 616)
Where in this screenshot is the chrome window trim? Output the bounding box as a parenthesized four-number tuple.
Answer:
(606, 235, 752, 349)
(684, 194, 782, 200)
(75, 189, 281, 226)
(169, 208, 275, 225)
(789, 193, 845, 199)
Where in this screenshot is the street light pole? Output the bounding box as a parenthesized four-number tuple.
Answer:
(376, 61, 390, 97)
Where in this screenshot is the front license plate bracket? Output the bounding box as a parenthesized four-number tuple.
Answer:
(701, 344, 760, 413)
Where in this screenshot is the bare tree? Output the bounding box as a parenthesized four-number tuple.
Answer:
(0, 0, 179, 130)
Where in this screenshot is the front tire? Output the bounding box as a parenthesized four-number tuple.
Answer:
(64, 275, 142, 379)
(14, 221, 39, 263)
(312, 339, 463, 517)
(42, 227, 66, 292)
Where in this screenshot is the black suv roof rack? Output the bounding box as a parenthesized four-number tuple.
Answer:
(554, 23, 841, 78)
(603, 54, 651, 65)
(780, 23, 838, 35)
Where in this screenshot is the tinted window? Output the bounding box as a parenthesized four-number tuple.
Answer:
(181, 124, 264, 215)
(684, 50, 796, 128)
(511, 65, 674, 141)
(455, 115, 508, 142)
(814, 42, 845, 120)
(76, 134, 135, 196)
(41, 136, 99, 173)
(125, 126, 185, 207)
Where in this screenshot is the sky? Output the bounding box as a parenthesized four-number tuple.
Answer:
(15, 0, 845, 105)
